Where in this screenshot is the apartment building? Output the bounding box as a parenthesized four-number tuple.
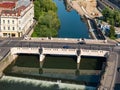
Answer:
(0, 0, 34, 37)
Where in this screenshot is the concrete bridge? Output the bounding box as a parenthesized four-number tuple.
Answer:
(11, 47, 109, 69)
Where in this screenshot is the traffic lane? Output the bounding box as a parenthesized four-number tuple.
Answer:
(0, 40, 116, 51)
(22, 41, 116, 47)
(0, 40, 115, 46)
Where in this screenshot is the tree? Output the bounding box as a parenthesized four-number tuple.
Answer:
(109, 25, 116, 39)
(102, 8, 120, 27)
(32, 0, 60, 37)
(102, 8, 110, 21)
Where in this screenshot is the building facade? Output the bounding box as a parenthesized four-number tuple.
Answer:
(0, 0, 34, 37)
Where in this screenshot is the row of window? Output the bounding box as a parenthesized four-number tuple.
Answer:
(2, 26, 21, 30)
(2, 20, 21, 24)
(3, 27, 15, 30)
(3, 20, 14, 24)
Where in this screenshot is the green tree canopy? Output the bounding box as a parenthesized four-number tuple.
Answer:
(32, 0, 60, 37)
(109, 25, 116, 39)
(102, 8, 120, 27)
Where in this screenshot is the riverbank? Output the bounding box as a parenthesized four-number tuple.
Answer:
(32, 0, 60, 37)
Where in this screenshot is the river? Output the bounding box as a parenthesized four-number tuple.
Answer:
(55, 0, 89, 38)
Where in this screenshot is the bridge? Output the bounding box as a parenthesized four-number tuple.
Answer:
(0, 37, 119, 90)
(11, 47, 109, 68)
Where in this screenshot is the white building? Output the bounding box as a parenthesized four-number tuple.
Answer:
(0, 0, 34, 37)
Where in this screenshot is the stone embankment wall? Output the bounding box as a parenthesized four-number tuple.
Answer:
(0, 52, 18, 78)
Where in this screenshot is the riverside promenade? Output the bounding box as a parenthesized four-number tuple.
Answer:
(66, 0, 102, 19)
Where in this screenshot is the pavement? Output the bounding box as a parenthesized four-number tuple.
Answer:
(98, 52, 118, 90)
(0, 47, 10, 61)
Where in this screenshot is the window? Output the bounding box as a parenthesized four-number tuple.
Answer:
(3, 20, 4, 23)
(3, 26, 5, 30)
(8, 27, 10, 30)
(8, 20, 9, 24)
(12, 20, 14, 24)
(13, 27, 15, 30)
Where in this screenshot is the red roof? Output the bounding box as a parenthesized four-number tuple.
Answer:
(0, 2, 15, 9)
(1, 5, 26, 16)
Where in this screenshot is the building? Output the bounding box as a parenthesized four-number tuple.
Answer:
(0, 0, 34, 37)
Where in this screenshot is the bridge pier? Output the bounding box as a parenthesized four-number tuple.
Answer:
(39, 54, 45, 74)
(76, 49, 81, 75)
(39, 54, 45, 68)
(77, 55, 81, 69)
(76, 49, 81, 69)
(76, 55, 81, 76)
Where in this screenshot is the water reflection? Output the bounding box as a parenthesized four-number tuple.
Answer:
(3, 54, 106, 87)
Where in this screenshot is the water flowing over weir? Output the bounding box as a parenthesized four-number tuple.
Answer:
(0, 76, 96, 90)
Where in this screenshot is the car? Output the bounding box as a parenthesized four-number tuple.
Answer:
(78, 42, 86, 44)
(116, 43, 120, 46)
(63, 46, 71, 49)
(117, 67, 120, 72)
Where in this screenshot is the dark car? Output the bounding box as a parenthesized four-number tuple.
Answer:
(63, 46, 71, 49)
(117, 67, 120, 72)
(78, 42, 86, 44)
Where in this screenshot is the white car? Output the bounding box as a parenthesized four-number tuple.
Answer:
(24, 35, 29, 40)
(116, 43, 120, 46)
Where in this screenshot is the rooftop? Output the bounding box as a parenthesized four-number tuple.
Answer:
(0, 2, 15, 9)
(0, 0, 31, 16)
(1, 5, 26, 16)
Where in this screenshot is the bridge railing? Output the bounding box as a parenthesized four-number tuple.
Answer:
(27, 37, 107, 44)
